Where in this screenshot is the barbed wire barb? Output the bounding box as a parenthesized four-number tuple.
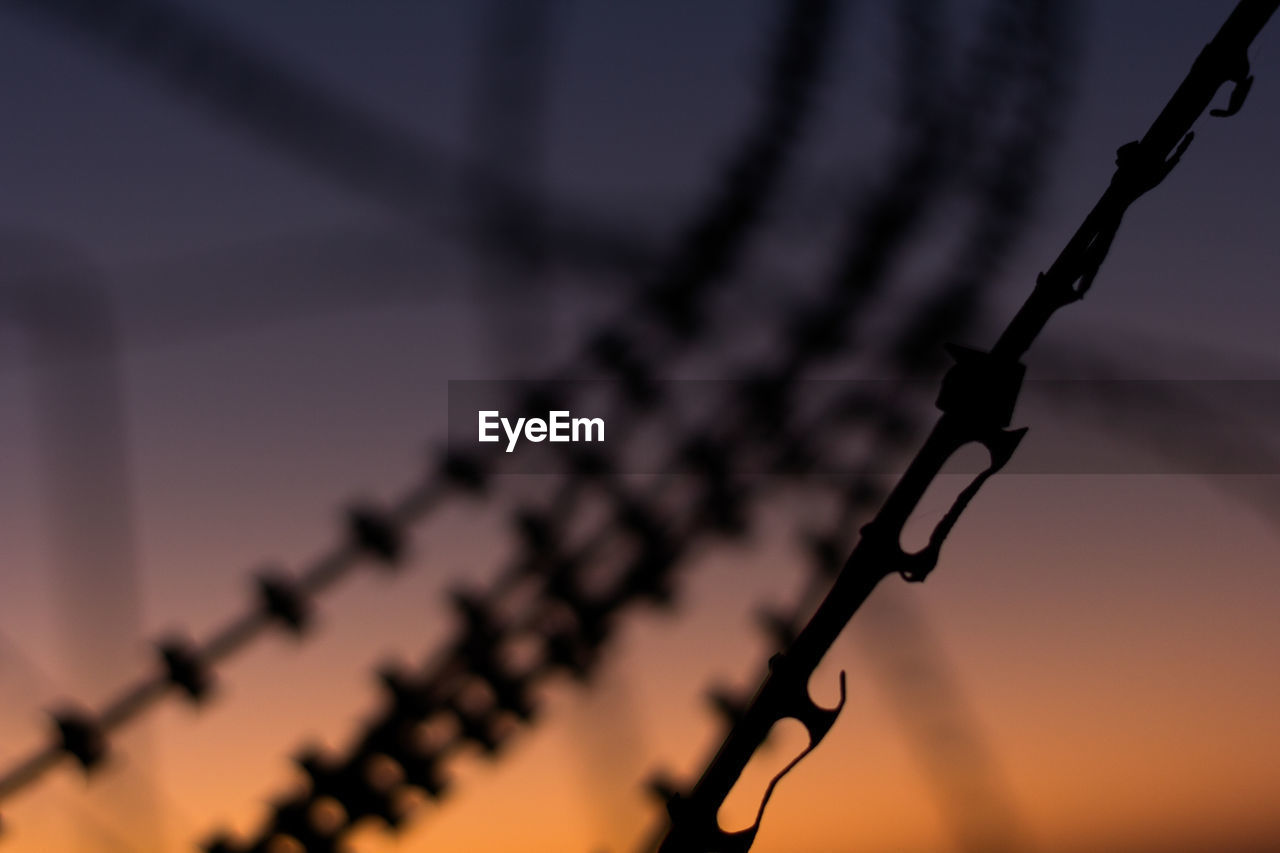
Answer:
(653, 3, 1278, 850)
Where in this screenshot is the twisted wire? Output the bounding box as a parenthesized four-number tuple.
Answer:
(0, 0, 837, 831)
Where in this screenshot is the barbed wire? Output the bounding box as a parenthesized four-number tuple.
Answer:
(641, 5, 1076, 850)
(15, 0, 1274, 845)
(0, 0, 838, 831)
(651, 2, 1278, 850)
(5, 1, 1080, 845)
(194, 2, 1080, 849)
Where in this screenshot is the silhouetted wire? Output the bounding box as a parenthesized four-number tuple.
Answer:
(636, 2, 1072, 851)
(204, 1, 1074, 848)
(461, 0, 655, 836)
(7, 3, 1070, 845)
(652, 2, 1277, 850)
(0, 569, 197, 846)
(193, 2, 841, 849)
(7, 0, 1269, 845)
(0, 0, 838, 840)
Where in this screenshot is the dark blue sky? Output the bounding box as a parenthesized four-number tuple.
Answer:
(0, 1, 1277, 355)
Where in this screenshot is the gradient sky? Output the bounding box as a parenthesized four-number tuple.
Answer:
(1, 2, 1279, 851)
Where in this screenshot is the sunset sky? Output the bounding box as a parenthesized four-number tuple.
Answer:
(1, 1, 1279, 851)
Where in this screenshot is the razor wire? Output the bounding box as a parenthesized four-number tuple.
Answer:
(4, 0, 1268, 849)
(651, 2, 1278, 850)
(640, 4, 1073, 851)
(0, 0, 839, 826)
(640, 3, 1070, 845)
(195, 3, 1076, 849)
